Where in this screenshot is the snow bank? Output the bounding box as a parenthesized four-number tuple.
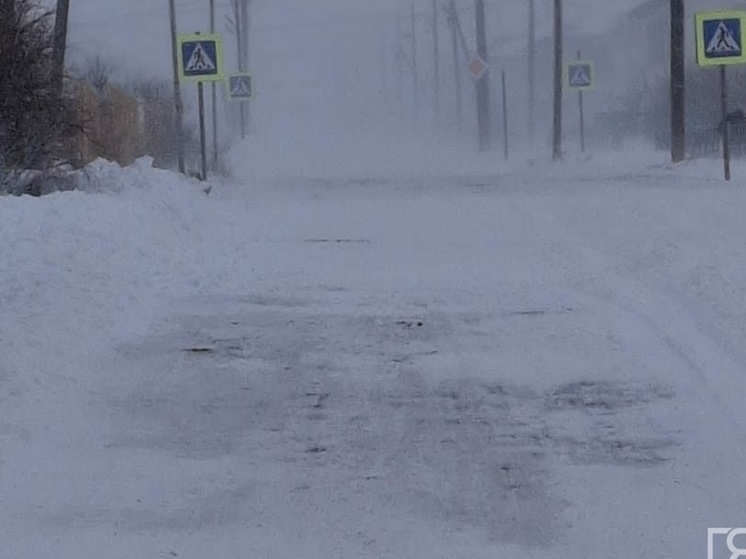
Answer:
(0, 158, 213, 429)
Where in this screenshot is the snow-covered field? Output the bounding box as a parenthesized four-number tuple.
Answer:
(2, 146, 746, 559)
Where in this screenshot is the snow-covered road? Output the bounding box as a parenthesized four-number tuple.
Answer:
(2, 154, 745, 558)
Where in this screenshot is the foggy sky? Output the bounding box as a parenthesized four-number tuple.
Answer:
(66, 0, 652, 80)
(63, 0, 667, 152)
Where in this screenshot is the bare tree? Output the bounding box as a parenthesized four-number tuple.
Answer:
(84, 55, 117, 95)
(0, 0, 78, 184)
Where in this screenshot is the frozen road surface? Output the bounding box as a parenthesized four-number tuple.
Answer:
(2, 153, 746, 558)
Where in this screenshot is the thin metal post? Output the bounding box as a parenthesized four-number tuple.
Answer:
(502, 69, 509, 159)
(721, 65, 731, 181)
(198, 81, 208, 180)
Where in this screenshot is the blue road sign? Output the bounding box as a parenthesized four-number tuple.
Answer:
(228, 74, 253, 101)
(703, 18, 742, 59)
(567, 62, 593, 89)
(177, 34, 225, 82)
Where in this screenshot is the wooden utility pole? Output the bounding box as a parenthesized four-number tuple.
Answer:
(241, 0, 250, 132)
(528, 0, 536, 143)
(475, 0, 491, 152)
(396, 11, 405, 116)
(552, 0, 563, 161)
(432, 0, 441, 120)
(234, 0, 246, 139)
(670, 0, 686, 162)
(411, 2, 419, 123)
(379, 22, 388, 106)
(168, 0, 186, 173)
(447, 1, 463, 131)
(577, 50, 585, 153)
(241, 0, 249, 64)
(210, 0, 219, 170)
(52, 0, 71, 97)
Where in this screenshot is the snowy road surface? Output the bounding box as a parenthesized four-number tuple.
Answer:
(2, 154, 746, 558)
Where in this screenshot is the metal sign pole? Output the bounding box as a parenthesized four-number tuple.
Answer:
(198, 81, 208, 180)
(194, 31, 208, 181)
(720, 64, 731, 181)
(695, 11, 746, 181)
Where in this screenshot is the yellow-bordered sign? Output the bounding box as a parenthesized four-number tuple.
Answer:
(695, 10, 746, 67)
(227, 73, 253, 101)
(565, 60, 594, 91)
(177, 33, 226, 83)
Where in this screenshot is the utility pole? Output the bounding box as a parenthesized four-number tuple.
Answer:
(241, 0, 249, 66)
(52, 0, 71, 97)
(475, 0, 491, 152)
(528, 0, 536, 143)
(396, 11, 405, 116)
(379, 22, 388, 106)
(168, 0, 186, 173)
(210, 0, 219, 170)
(241, 0, 250, 132)
(446, 1, 463, 131)
(670, 0, 686, 162)
(432, 0, 441, 120)
(234, 0, 246, 139)
(411, 2, 419, 124)
(577, 50, 585, 153)
(552, 0, 563, 161)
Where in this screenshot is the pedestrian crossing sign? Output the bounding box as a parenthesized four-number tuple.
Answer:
(177, 33, 226, 82)
(228, 73, 253, 101)
(566, 61, 594, 90)
(696, 11, 746, 67)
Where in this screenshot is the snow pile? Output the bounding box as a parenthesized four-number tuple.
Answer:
(0, 158, 208, 421)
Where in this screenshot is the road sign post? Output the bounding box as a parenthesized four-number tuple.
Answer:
(720, 65, 731, 181)
(198, 81, 207, 181)
(566, 58, 593, 153)
(177, 32, 225, 181)
(695, 10, 746, 181)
